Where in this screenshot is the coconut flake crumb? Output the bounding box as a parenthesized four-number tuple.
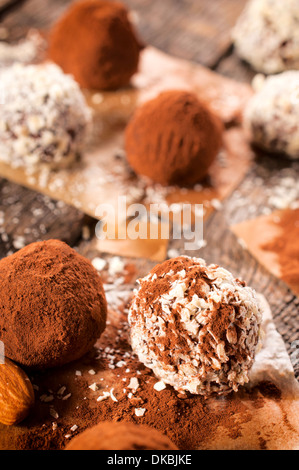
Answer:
(62, 393, 72, 401)
(89, 383, 98, 392)
(97, 392, 110, 402)
(110, 388, 118, 402)
(127, 377, 139, 392)
(108, 256, 125, 276)
(92, 257, 107, 272)
(154, 380, 166, 392)
(49, 408, 59, 419)
(135, 408, 146, 417)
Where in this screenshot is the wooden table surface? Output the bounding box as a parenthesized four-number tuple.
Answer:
(0, 0, 298, 380)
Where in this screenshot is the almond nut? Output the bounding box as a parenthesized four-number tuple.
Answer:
(0, 357, 35, 425)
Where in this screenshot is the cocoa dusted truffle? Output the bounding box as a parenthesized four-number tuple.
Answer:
(0, 240, 107, 369)
(48, 0, 143, 90)
(128, 256, 262, 396)
(244, 71, 299, 159)
(125, 90, 223, 186)
(0, 63, 91, 172)
(65, 421, 178, 450)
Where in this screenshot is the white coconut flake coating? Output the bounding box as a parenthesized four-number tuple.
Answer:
(245, 71, 299, 160)
(128, 256, 263, 396)
(0, 62, 92, 172)
(232, 0, 299, 74)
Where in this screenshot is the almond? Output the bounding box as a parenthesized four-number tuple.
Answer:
(0, 357, 35, 425)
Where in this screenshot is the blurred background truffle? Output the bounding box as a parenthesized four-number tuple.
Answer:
(233, 0, 299, 74)
(0, 63, 91, 172)
(65, 421, 178, 450)
(125, 90, 223, 186)
(48, 0, 143, 90)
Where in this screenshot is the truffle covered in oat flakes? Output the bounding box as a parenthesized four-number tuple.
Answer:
(128, 256, 262, 396)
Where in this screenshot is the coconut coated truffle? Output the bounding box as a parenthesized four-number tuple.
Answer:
(48, 0, 143, 90)
(233, 0, 299, 74)
(244, 71, 299, 159)
(0, 240, 107, 369)
(0, 63, 91, 172)
(128, 256, 262, 396)
(125, 90, 223, 186)
(65, 421, 178, 450)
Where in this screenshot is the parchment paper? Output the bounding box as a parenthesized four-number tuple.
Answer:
(231, 210, 299, 296)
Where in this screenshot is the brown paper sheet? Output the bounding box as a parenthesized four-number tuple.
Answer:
(231, 210, 299, 296)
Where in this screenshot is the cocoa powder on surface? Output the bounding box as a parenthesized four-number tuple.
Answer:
(9, 319, 282, 450)
(0, 256, 288, 450)
(262, 208, 299, 290)
(0, 274, 281, 451)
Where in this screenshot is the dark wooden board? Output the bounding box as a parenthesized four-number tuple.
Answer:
(0, 179, 91, 259)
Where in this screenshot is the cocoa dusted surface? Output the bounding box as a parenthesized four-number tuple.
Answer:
(0, 0, 298, 450)
(0, 278, 292, 450)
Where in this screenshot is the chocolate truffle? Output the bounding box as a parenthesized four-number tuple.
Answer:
(129, 256, 262, 396)
(0, 63, 91, 172)
(0, 240, 107, 369)
(244, 72, 299, 159)
(48, 0, 143, 90)
(125, 90, 223, 186)
(233, 0, 299, 74)
(65, 421, 178, 450)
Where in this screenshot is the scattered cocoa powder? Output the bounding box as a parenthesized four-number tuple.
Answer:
(0, 286, 282, 450)
(261, 208, 299, 291)
(48, 0, 143, 90)
(125, 90, 223, 186)
(0, 254, 289, 450)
